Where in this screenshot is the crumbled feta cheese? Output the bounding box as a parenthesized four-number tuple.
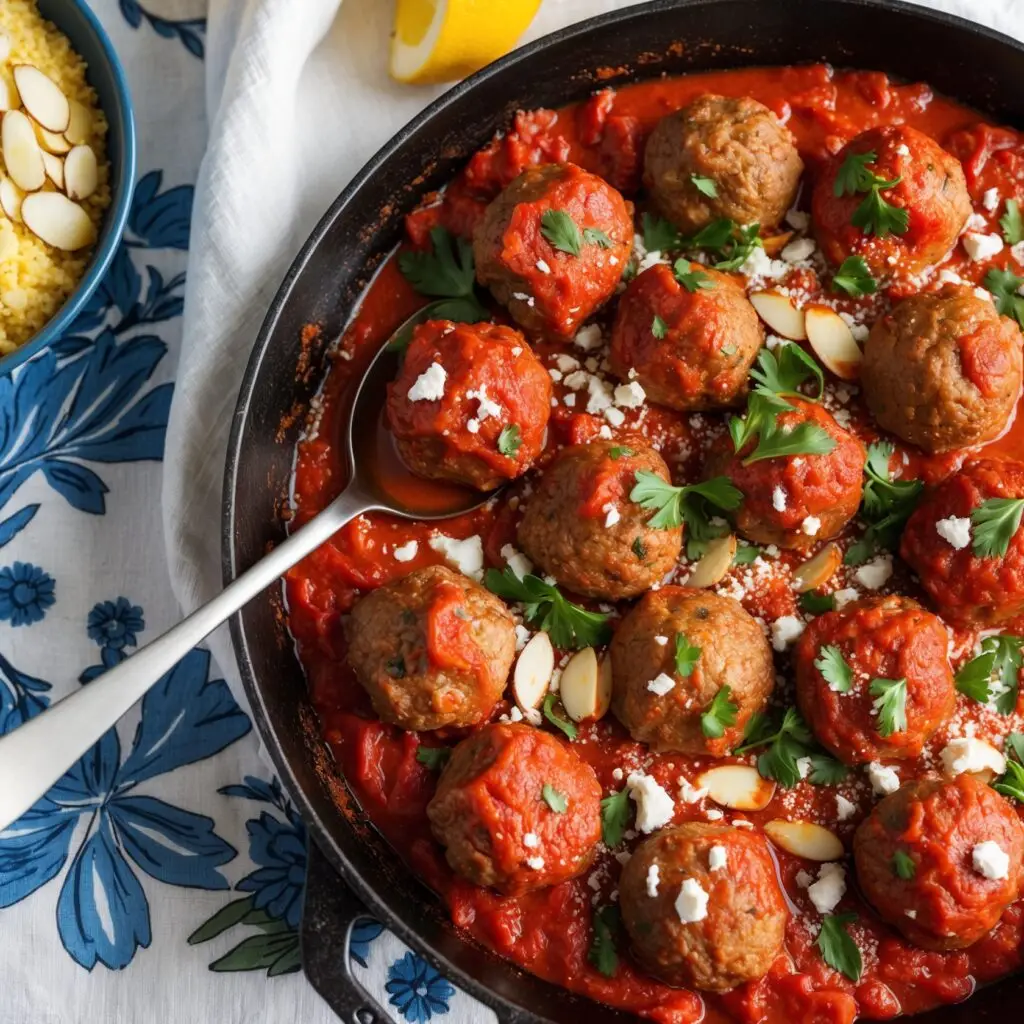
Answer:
(801, 516, 821, 537)
(647, 673, 676, 696)
(536, 259, 552, 274)
(739, 245, 788, 282)
(867, 762, 900, 796)
(514, 624, 531, 651)
(393, 540, 418, 563)
(782, 237, 816, 263)
(935, 516, 971, 550)
(808, 862, 847, 915)
(983, 188, 1001, 212)
(708, 845, 728, 871)
(796, 756, 813, 779)
(603, 503, 621, 528)
(646, 864, 660, 897)
(940, 737, 1006, 777)
(407, 362, 447, 402)
(466, 418, 480, 433)
(598, 425, 612, 439)
(467, 385, 501, 420)
(428, 533, 484, 580)
(705, 808, 724, 821)
(766, 334, 788, 350)
(772, 485, 788, 512)
(855, 556, 893, 590)
(574, 324, 604, 351)
(639, 249, 667, 272)
(604, 406, 626, 427)
(972, 841, 1010, 880)
(563, 370, 589, 390)
(500, 543, 533, 580)
(836, 794, 856, 821)
(523, 832, 539, 848)
(586, 376, 614, 414)
(511, 346, 522, 356)
(675, 878, 709, 923)
(795, 869, 815, 889)
(627, 772, 675, 833)
(771, 615, 805, 651)
(786, 208, 810, 231)
(963, 232, 1004, 262)
(554, 353, 580, 373)
(1013, 241, 1024, 266)
(654, 635, 669, 646)
(526, 856, 545, 870)
(965, 212, 988, 232)
(614, 381, 646, 409)
(895, 143, 911, 157)
(834, 588, 860, 609)
(679, 779, 708, 804)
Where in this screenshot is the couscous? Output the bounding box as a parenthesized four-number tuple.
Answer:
(0, 1, 112, 356)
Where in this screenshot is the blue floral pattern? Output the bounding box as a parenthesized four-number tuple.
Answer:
(0, 562, 55, 625)
(119, 1, 206, 59)
(386, 952, 456, 1023)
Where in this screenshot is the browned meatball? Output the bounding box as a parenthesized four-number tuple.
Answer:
(854, 775, 1024, 950)
(517, 440, 682, 600)
(473, 162, 632, 339)
(644, 94, 803, 234)
(862, 286, 1023, 454)
(610, 587, 774, 755)
(346, 565, 515, 731)
(620, 823, 788, 991)
(426, 722, 602, 895)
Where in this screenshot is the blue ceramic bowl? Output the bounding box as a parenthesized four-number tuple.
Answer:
(1, 0, 137, 371)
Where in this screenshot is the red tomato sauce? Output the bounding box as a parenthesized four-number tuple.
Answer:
(286, 64, 1024, 1023)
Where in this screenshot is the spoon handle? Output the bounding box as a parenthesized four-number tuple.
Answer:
(0, 487, 372, 832)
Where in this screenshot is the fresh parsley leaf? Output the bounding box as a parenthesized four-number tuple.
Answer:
(632, 536, 648, 561)
(808, 753, 849, 786)
(734, 707, 816, 788)
(818, 914, 863, 982)
(484, 568, 611, 650)
(673, 260, 713, 293)
(834, 151, 880, 197)
(750, 344, 825, 400)
(994, 758, 1024, 803)
(497, 424, 522, 457)
(986, 267, 1024, 330)
(691, 174, 719, 198)
(399, 227, 478, 299)
(815, 645, 853, 693)
(1001, 198, 1024, 245)
(980, 635, 1024, 714)
(971, 497, 1024, 558)
(542, 693, 579, 741)
(852, 185, 909, 237)
(642, 213, 682, 253)
(892, 850, 916, 880)
(869, 677, 908, 737)
(541, 209, 583, 256)
(1007, 731, 1024, 763)
(583, 227, 614, 248)
(651, 315, 668, 339)
(710, 222, 763, 271)
(955, 647, 998, 704)
(542, 783, 568, 813)
(729, 392, 836, 465)
(701, 685, 738, 739)
(800, 591, 836, 615)
(416, 745, 451, 771)
(600, 788, 632, 847)
(845, 441, 922, 563)
(629, 471, 742, 532)
(609, 446, 635, 460)
(831, 255, 877, 297)
(733, 544, 760, 566)
(588, 905, 621, 978)
(674, 633, 702, 677)
(677, 218, 762, 270)
(687, 218, 736, 251)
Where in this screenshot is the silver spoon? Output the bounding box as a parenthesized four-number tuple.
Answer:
(0, 314, 492, 831)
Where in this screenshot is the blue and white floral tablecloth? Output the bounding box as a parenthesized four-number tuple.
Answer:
(2, 1, 1020, 1022)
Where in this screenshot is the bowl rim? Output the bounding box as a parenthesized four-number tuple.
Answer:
(0, 0, 138, 373)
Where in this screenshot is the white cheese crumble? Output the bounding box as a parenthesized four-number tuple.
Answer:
(467, 385, 501, 420)
(536, 259, 552, 274)
(796, 756, 813, 779)
(526, 856, 545, 870)
(603, 503, 621, 528)
(523, 832, 539, 848)
(781, 237, 816, 263)
(708, 845, 727, 871)
(428, 533, 484, 580)
(771, 615, 806, 651)
(675, 878, 710, 923)
(574, 324, 604, 351)
(940, 737, 1006, 777)
(983, 187, 1001, 212)
(393, 540, 418, 563)
(836, 794, 856, 821)
(614, 381, 646, 409)
(466, 419, 480, 434)
(654, 635, 669, 647)
(705, 808, 724, 821)
(834, 588, 860, 609)
(407, 362, 447, 402)
(972, 840, 1010, 880)
(855, 556, 893, 590)
(604, 406, 626, 427)
(646, 863, 660, 897)
(647, 673, 676, 696)
(772, 485, 788, 512)
(514, 624, 532, 651)
(963, 232, 1004, 262)
(739, 245, 788, 283)
(935, 516, 971, 550)
(785, 208, 810, 231)
(627, 772, 676, 833)
(808, 862, 847, 915)
(867, 762, 900, 796)
(586, 376, 614, 414)
(500, 543, 533, 580)
(679, 779, 708, 804)
(795, 869, 815, 889)
(801, 516, 821, 537)
(895, 143, 911, 157)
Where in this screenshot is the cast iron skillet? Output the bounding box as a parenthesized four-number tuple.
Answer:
(224, 1, 1024, 1020)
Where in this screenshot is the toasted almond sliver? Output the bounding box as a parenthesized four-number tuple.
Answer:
(34, 122, 72, 155)
(20, 191, 97, 251)
(750, 290, 807, 341)
(13, 65, 70, 133)
(0, 76, 17, 114)
(685, 534, 737, 589)
(765, 820, 844, 861)
(65, 99, 91, 146)
(560, 647, 608, 723)
(761, 231, 794, 258)
(2, 110, 45, 192)
(41, 149, 64, 190)
(0, 177, 24, 223)
(64, 145, 98, 201)
(697, 764, 776, 811)
(792, 542, 842, 594)
(805, 305, 863, 381)
(512, 632, 554, 712)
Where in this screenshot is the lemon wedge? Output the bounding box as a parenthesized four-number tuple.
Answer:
(390, 0, 542, 86)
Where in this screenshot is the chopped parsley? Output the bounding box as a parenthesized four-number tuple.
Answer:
(701, 685, 738, 739)
(609, 446, 635, 460)
(750, 344, 825, 401)
(674, 634, 702, 677)
(542, 783, 568, 813)
(994, 734, 1024, 803)
(600, 788, 632, 847)
(542, 693, 578, 741)
(588, 905, 621, 978)
(831, 254, 878, 297)
(416, 745, 451, 771)
(807, 754, 849, 786)
(800, 591, 836, 615)
(629, 471, 741, 537)
(691, 174, 719, 198)
(651, 314, 668, 339)
(484, 568, 611, 649)
(815, 645, 853, 693)
(733, 543, 760, 566)
(728, 392, 836, 466)
(673, 260, 713, 293)
(834, 150, 908, 237)
(583, 227, 614, 248)
(631, 536, 648, 561)
(984, 267, 1024, 330)
(735, 708, 815, 788)
(642, 213, 682, 253)
(845, 441, 922, 565)
(497, 424, 522, 457)
(817, 914, 863, 982)
(541, 209, 583, 256)
(1001, 198, 1023, 245)
(892, 850, 916, 880)
(955, 635, 1024, 714)
(971, 497, 1024, 558)
(869, 677, 908, 737)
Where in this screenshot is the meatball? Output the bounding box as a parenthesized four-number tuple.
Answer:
(812, 125, 970, 280)
(346, 565, 515, 731)
(387, 320, 552, 491)
(795, 596, 956, 765)
(611, 588, 774, 755)
(854, 775, 1024, 950)
(609, 262, 763, 411)
(706, 397, 866, 551)
(517, 440, 682, 600)
(644, 94, 803, 234)
(426, 722, 601, 894)
(473, 162, 632, 339)
(901, 459, 1024, 625)
(862, 287, 1023, 454)
(620, 823, 788, 991)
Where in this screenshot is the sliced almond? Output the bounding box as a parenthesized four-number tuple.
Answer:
(765, 820, 844, 861)
(512, 632, 554, 711)
(0, 177, 24, 223)
(805, 306, 863, 381)
(13, 65, 70, 133)
(41, 149, 64, 190)
(34, 123, 72, 155)
(750, 290, 807, 341)
(560, 647, 612, 723)
(761, 231, 794, 257)
(792, 542, 842, 594)
(65, 99, 91, 146)
(21, 191, 97, 251)
(64, 145, 98, 201)
(697, 764, 776, 811)
(2, 110, 45, 192)
(685, 534, 737, 589)
(0, 76, 17, 113)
